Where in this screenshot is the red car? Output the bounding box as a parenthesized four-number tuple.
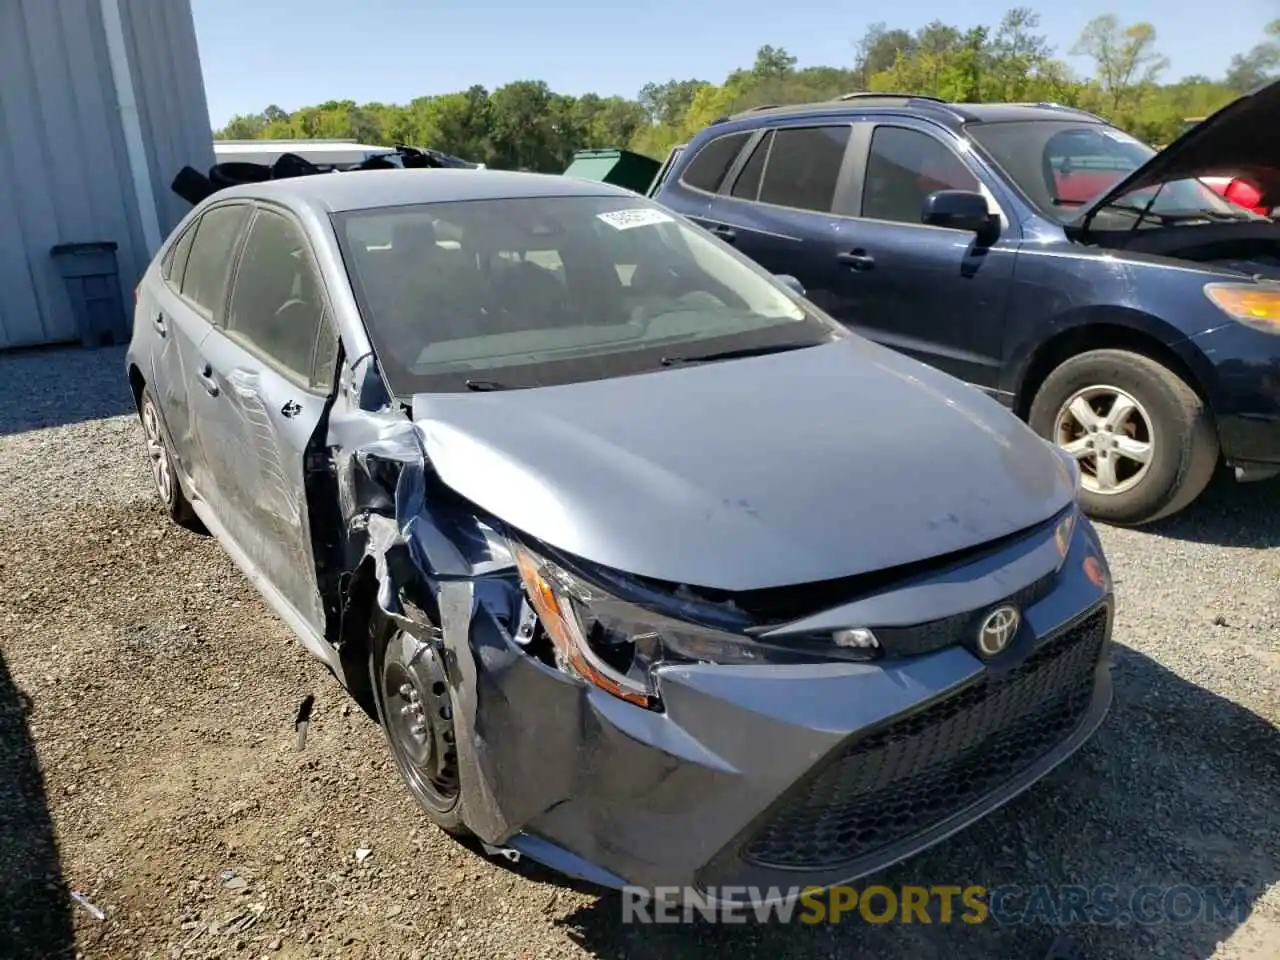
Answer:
(1179, 116, 1275, 216)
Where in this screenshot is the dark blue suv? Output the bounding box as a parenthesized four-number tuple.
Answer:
(651, 84, 1280, 525)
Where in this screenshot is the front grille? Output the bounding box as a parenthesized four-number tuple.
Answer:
(873, 571, 1058, 658)
(742, 607, 1108, 870)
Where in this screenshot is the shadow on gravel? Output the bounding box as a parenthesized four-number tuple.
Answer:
(1139, 470, 1280, 549)
(0, 344, 134, 437)
(547, 648, 1278, 960)
(0, 649, 75, 959)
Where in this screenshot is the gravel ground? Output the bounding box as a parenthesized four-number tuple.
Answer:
(0, 344, 1276, 960)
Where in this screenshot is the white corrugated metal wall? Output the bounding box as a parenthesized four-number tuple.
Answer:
(0, 0, 214, 349)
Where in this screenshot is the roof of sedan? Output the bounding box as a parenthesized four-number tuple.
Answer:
(213, 168, 632, 213)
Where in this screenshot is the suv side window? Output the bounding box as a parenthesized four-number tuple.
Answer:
(180, 204, 252, 318)
(679, 132, 751, 193)
(225, 208, 328, 387)
(863, 126, 980, 225)
(756, 126, 851, 213)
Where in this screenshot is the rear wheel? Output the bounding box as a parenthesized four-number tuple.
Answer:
(138, 387, 204, 532)
(370, 622, 470, 835)
(1028, 349, 1218, 525)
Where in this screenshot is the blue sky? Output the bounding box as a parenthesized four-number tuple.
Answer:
(191, 0, 1274, 127)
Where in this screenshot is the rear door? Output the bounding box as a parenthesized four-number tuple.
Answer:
(189, 204, 340, 637)
(831, 119, 1020, 389)
(151, 203, 253, 493)
(702, 123, 860, 323)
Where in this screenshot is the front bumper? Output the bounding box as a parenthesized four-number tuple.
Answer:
(442, 512, 1114, 897)
(1183, 322, 1280, 466)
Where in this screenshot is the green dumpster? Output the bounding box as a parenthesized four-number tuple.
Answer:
(563, 148, 661, 195)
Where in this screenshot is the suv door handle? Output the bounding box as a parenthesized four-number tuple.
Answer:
(837, 250, 876, 271)
(196, 362, 219, 397)
(280, 400, 302, 419)
(709, 225, 737, 243)
(152, 313, 167, 337)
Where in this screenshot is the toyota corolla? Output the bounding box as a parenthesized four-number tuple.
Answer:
(126, 168, 1114, 900)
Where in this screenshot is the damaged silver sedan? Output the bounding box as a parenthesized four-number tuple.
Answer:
(126, 168, 1115, 900)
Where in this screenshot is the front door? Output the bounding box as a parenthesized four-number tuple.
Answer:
(831, 120, 1021, 391)
(188, 204, 338, 637)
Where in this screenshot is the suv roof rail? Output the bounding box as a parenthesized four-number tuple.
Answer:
(836, 91, 949, 103)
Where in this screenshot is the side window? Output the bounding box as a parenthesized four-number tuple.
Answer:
(679, 132, 751, 193)
(162, 221, 197, 289)
(225, 209, 327, 385)
(757, 126, 851, 213)
(863, 126, 980, 225)
(730, 132, 772, 201)
(181, 205, 251, 317)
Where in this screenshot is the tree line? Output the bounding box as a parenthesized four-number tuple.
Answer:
(214, 11, 1280, 173)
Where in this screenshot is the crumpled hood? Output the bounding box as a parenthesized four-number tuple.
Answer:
(410, 338, 1074, 592)
(1081, 77, 1280, 225)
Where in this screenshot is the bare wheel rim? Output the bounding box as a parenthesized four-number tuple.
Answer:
(140, 398, 173, 503)
(1052, 385, 1155, 496)
(381, 631, 460, 812)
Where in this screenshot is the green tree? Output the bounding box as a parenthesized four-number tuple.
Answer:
(1224, 19, 1280, 92)
(1071, 15, 1169, 113)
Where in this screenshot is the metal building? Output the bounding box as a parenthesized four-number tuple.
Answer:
(0, 0, 215, 349)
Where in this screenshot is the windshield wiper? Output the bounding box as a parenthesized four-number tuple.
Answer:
(464, 378, 507, 391)
(660, 342, 816, 367)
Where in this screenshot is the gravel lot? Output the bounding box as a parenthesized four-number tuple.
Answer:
(1, 344, 1276, 960)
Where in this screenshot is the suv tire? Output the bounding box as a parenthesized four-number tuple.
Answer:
(1029, 349, 1218, 525)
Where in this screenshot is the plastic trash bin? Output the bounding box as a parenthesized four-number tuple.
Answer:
(49, 241, 129, 347)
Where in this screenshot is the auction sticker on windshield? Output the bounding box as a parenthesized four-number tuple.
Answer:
(598, 208, 674, 230)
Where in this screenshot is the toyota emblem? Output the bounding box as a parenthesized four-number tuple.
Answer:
(977, 605, 1021, 658)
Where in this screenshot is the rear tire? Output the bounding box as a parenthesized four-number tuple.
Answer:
(138, 387, 205, 533)
(1028, 349, 1218, 525)
(370, 619, 471, 837)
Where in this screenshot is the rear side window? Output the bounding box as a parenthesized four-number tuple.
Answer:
(863, 126, 979, 224)
(757, 126, 851, 213)
(679, 132, 750, 193)
(181, 204, 252, 318)
(162, 222, 198, 289)
(731, 132, 772, 201)
(225, 209, 328, 385)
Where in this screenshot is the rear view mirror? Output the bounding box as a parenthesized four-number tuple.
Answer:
(923, 190, 998, 242)
(774, 274, 805, 297)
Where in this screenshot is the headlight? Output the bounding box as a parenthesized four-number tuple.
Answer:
(512, 545, 878, 710)
(1204, 282, 1280, 334)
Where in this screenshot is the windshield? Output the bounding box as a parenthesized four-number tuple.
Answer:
(968, 119, 1250, 225)
(335, 194, 842, 395)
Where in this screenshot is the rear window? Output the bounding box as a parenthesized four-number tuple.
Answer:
(334, 194, 841, 396)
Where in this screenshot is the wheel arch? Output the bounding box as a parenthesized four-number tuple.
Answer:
(1012, 313, 1211, 421)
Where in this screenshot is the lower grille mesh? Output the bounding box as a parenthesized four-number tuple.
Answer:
(742, 608, 1108, 870)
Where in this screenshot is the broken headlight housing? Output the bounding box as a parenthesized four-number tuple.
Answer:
(512, 544, 878, 711)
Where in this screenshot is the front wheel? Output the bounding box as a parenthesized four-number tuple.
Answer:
(370, 622, 470, 836)
(1028, 349, 1219, 526)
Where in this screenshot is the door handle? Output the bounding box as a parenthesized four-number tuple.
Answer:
(152, 313, 167, 337)
(709, 225, 737, 243)
(837, 250, 876, 271)
(196, 362, 219, 397)
(280, 400, 302, 419)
